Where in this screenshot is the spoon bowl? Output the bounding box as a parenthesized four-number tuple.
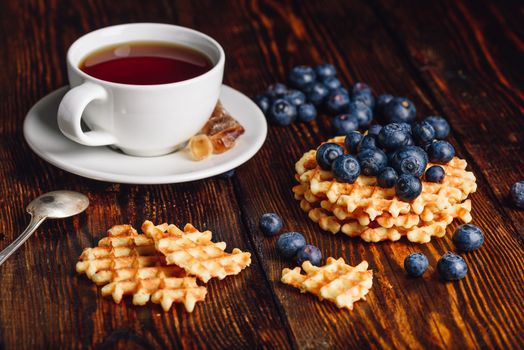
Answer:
(0, 190, 89, 266)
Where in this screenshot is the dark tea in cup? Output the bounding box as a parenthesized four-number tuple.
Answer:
(79, 41, 213, 85)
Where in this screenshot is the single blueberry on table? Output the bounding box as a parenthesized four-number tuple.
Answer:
(277, 232, 306, 259)
(284, 89, 306, 107)
(382, 97, 416, 123)
(333, 114, 359, 135)
(412, 121, 436, 145)
(268, 99, 297, 126)
(325, 89, 351, 115)
(377, 167, 398, 188)
(424, 116, 450, 140)
(259, 213, 283, 236)
(404, 253, 429, 277)
(396, 174, 423, 201)
(358, 134, 378, 152)
(322, 76, 341, 90)
(295, 244, 322, 266)
(288, 66, 316, 89)
(510, 181, 524, 209)
(377, 123, 411, 150)
(254, 94, 271, 115)
(357, 147, 388, 176)
(351, 82, 372, 96)
(428, 140, 455, 164)
(452, 224, 484, 252)
(344, 131, 363, 154)
(425, 165, 445, 183)
(297, 103, 317, 122)
(437, 252, 468, 281)
(367, 124, 382, 137)
(316, 143, 345, 170)
(331, 154, 361, 183)
(315, 63, 337, 80)
(266, 83, 287, 98)
(353, 91, 375, 109)
(348, 100, 373, 128)
(389, 145, 428, 177)
(305, 82, 330, 106)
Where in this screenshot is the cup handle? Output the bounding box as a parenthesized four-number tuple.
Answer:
(57, 82, 117, 146)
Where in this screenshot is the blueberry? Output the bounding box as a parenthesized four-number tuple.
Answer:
(437, 252, 468, 281)
(305, 82, 329, 106)
(297, 103, 317, 122)
(358, 134, 378, 152)
(510, 181, 524, 209)
(377, 123, 411, 150)
(425, 165, 445, 183)
(344, 131, 363, 154)
(332, 155, 361, 183)
(383, 97, 416, 123)
(254, 94, 271, 115)
(266, 83, 287, 98)
(315, 63, 337, 80)
(428, 141, 455, 164)
(398, 122, 412, 134)
(348, 100, 373, 128)
(377, 167, 398, 188)
(316, 143, 345, 170)
(325, 89, 350, 114)
(333, 114, 359, 135)
(357, 147, 388, 176)
(218, 169, 236, 179)
(295, 244, 322, 266)
(322, 76, 341, 90)
(351, 82, 372, 96)
(404, 253, 429, 277)
(353, 91, 375, 109)
(367, 124, 382, 137)
(424, 116, 450, 139)
(389, 145, 428, 177)
(412, 121, 436, 145)
(452, 224, 484, 252)
(268, 99, 297, 126)
(289, 66, 316, 89)
(259, 213, 283, 236)
(277, 232, 306, 259)
(376, 94, 394, 110)
(285, 89, 306, 107)
(396, 174, 422, 201)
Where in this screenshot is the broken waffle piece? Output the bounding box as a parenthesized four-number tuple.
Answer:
(76, 224, 207, 312)
(142, 220, 251, 283)
(188, 101, 245, 160)
(281, 257, 373, 310)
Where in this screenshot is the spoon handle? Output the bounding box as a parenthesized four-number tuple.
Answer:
(0, 215, 46, 266)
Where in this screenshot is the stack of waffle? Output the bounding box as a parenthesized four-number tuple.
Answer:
(292, 136, 477, 243)
(77, 221, 251, 312)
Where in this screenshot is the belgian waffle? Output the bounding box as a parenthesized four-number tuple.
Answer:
(142, 220, 252, 283)
(76, 224, 207, 312)
(281, 257, 373, 310)
(293, 136, 477, 243)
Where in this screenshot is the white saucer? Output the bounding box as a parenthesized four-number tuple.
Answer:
(23, 85, 267, 184)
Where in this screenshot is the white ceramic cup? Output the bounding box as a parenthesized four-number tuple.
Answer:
(57, 23, 224, 157)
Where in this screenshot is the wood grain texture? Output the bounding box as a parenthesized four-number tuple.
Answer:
(0, 0, 522, 349)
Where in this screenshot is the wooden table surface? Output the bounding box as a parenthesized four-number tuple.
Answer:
(0, 1, 522, 349)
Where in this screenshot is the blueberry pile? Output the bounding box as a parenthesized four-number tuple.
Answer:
(259, 213, 322, 266)
(404, 223, 484, 281)
(317, 115, 454, 201)
(254, 64, 383, 129)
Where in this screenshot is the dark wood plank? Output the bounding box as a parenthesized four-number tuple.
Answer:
(0, 1, 292, 349)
